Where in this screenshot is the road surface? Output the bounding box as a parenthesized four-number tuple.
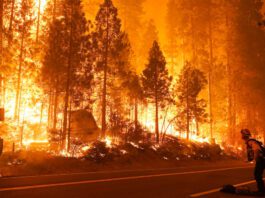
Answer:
(0, 163, 261, 198)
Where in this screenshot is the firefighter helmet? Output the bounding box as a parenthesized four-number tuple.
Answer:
(241, 129, 251, 138)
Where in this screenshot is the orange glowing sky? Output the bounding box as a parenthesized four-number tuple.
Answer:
(83, 0, 168, 46)
(143, 0, 167, 45)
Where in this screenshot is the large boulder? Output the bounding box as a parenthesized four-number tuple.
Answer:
(70, 110, 100, 142)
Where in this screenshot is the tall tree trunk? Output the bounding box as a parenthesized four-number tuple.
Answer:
(194, 98, 200, 136)
(53, 88, 58, 129)
(17, 84, 22, 126)
(102, 59, 107, 138)
(67, 99, 72, 152)
(53, 79, 59, 129)
(8, 0, 15, 44)
(47, 88, 52, 128)
(48, 0, 57, 130)
(232, 93, 237, 144)
(186, 73, 190, 140)
(191, 14, 196, 64)
(101, 6, 109, 139)
(36, 0, 41, 43)
(14, 25, 25, 121)
(62, 1, 73, 149)
(134, 97, 138, 128)
(155, 63, 159, 143)
(155, 95, 159, 143)
(227, 43, 234, 143)
(208, 4, 214, 141)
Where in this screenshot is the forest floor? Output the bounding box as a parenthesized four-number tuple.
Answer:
(0, 152, 245, 178)
(0, 139, 244, 177)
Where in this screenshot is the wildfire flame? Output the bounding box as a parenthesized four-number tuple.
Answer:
(34, 0, 48, 13)
(1, 0, 218, 156)
(1, 0, 49, 150)
(104, 136, 113, 148)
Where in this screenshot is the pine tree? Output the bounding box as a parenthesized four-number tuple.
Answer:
(43, 0, 91, 149)
(141, 41, 172, 143)
(225, 0, 265, 143)
(41, 0, 64, 130)
(176, 62, 207, 140)
(93, 0, 128, 138)
(123, 71, 143, 128)
(13, 0, 35, 122)
(42, 19, 67, 129)
(61, 0, 89, 149)
(165, 0, 229, 142)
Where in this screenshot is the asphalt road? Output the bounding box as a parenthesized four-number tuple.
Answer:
(0, 163, 261, 198)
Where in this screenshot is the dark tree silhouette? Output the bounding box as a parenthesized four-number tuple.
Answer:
(142, 41, 172, 143)
(94, 0, 130, 138)
(176, 62, 207, 140)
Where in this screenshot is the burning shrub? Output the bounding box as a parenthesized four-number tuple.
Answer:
(191, 143, 211, 159)
(126, 124, 146, 143)
(109, 112, 129, 138)
(85, 141, 112, 163)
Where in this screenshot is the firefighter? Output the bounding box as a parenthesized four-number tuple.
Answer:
(241, 129, 265, 195)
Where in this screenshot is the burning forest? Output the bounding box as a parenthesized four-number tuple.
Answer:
(0, 0, 265, 180)
(1, 1, 265, 197)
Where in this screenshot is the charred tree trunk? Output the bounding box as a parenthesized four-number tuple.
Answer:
(53, 80, 59, 129)
(155, 94, 159, 143)
(134, 97, 138, 129)
(208, 4, 214, 141)
(232, 94, 237, 144)
(193, 98, 200, 136)
(53, 89, 58, 129)
(67, 99, 72, 152)
(62, 2, 73, 149)
(191, 10, 196, 63)
(102, 58, 107, 138)
(14, 24, 25, 121)
(227, 50, 234, 143)
(155, 63, 159, 143)
(8, 0, 15, 44)
(161, 107, 169, 139)
(47, 88, 52, 128)
(101, 6, 109, 139)
(49, 0, 57, 130)
(226, 5, 235, 144)
(36, 0, 41, 43)
(186, 73, 190, 140)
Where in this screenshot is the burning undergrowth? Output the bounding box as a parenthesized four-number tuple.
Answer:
(82, 136, 240, 164)
(0, 135, 244, 177)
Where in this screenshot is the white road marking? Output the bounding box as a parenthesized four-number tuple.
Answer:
(0, 166, 187, 180)
(190, 179, 262, 197)
(0, 166, 252, 192)
(1, 164, 252, 180)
